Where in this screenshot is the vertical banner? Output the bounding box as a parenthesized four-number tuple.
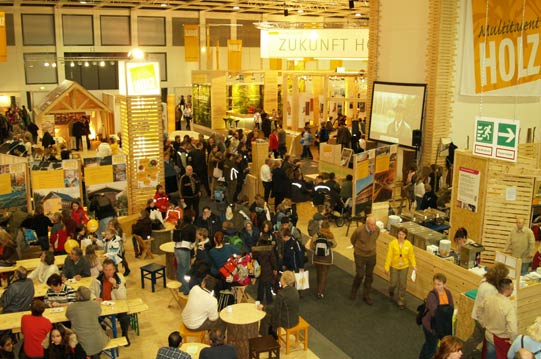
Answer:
(83, 155, 128, 216)
(184, 24, 199, 62)
(227, 39, 242, 71)
(353, 151, 375, 215)
(31, 160, 82, 216)
(269, 58, 282, 70)
(373, 145, 398, 203)
(0, 11, 6, 62)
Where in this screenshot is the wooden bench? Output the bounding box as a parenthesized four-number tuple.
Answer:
(101, 336, 129, 359)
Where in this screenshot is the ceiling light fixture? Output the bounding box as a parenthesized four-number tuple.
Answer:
(160, 3, 167, 7)
(51, 62, 57, 68)
(233, 5, 239, 10)
(99, 61, 105, 67)
(297, 9, 304, 13)
(44, 62, 50, 67)
(84, 61, 89, 67)
(80, 0, 87, 3)
(355, 12, 361, 17)
(70, 62, 75, 67)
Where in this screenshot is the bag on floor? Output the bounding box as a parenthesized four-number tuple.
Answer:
(294, 271, 309, 290)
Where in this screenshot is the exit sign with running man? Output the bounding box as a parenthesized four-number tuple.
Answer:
(473, 116, 520, 162)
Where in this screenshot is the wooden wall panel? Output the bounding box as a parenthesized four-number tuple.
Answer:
(264, 71, 278, 115)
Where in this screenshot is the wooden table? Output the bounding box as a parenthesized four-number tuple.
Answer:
(220, 303, 265, 359)
(0, 276, 94, 298)
(0, 254, 68, 274)
(159, 241, 177, 280)
(0, 298, 147, 332)
(180, 342, 209, 359)
(152, 222, 174, 254)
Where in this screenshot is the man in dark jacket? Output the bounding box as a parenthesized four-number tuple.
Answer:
(195, 207, 221, 240)
(179, 165, 201, 217)
(189, 142, 210, 197)
(0, 266, 34, 313)
(88, 194, 116, 239)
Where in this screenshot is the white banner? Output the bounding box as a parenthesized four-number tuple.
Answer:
(260, 29, 368, 59)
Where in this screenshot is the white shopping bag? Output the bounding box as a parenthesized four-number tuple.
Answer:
(294, 271, 309, 290)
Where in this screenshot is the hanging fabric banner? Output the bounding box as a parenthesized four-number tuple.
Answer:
(184, 24, 199, 62)
(461, 0, 541, 96)
(0, 11, 6, 62)
(227, 39, 242, 71)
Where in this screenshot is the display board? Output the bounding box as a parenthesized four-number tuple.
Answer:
(353, 144, 398, 215)
(83, 155, 128, 216)
(31, 159, 82, 216)
(0, 162, 29, 214)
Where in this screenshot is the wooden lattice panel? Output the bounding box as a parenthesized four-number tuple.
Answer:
(119, 95, 165, 215)
(365, 0, 380, 133)
(422, 0, 459, 166)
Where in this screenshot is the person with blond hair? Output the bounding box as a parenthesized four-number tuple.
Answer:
(507, 317, 541, 358)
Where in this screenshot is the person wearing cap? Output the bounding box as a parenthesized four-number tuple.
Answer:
(386, 100, 412, 145)
(66, 286, 109, 359)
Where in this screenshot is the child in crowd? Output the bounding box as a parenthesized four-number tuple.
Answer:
(164, 202, 183, 226)
(0, 334, 14, 359)
(85, 245, 103, 277)
(70, 201, 88, 225)
(107, 217, 129, 276)
(153, 184, 169, 219)
(43, 324, 87, 359)
(50, 213, 68, 255)
(102, 229, 123, 267)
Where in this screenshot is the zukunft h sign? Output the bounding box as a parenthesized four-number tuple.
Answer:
(473, 116, 520, 162)
(260, 29, 369, 59)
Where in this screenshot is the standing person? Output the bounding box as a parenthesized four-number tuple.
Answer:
(83, 117, 91, 151)
(419, 273, 455, 359)
(462, 263, 510, 358)
(478, 278, 517, 359)
(70, 201, 88, 226)
(183, 105, 193, 130)
(507, 317, 541, 359)
(349, 216, 380, 305)
(305, 220, 337, 299)
(260, 158, 273, 203)
(20, 299, 52, 359)
(277, 124, 287, 158)
(336, 121, 352, 149)
(179, 165, 201, 217)
(190, 141, 211, 197)
(253, 110, 262, 129)
(261, 110, 271, 138)
(199, 329, 237, 359)
(195, 206, 222, 241)
(271, 161, 289, 212)
(414, 177, 426, 210)
(222, 153, 238, 204)
(41, 122, 56, 150)
(173, 209, 197, 296)
(32, 205, 52, 251)
(269, 129, 279, 158)
(0, 266, 34, 313)
(384, 227, 417, 309)
(505, 216, 535, 275)
(72, 118, 85, 151)
(88, 193, 116, 240)
(300, 128, 313, 159)
(156, 331, 191, 359)
(432, 336, 464, 359)
(66, 287, 109, 359)
(89, 259, 131, 346)
(153, 184, 169, 219)
(252, 235, 277, 305)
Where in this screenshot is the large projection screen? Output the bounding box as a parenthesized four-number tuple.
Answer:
(368, 82, 426, 148)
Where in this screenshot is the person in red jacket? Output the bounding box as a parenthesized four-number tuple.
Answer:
(154, 184, 169, 219)
(21, 299, 52, 358)
(71, 201, 88, 225)
(269, 128, 279, 159)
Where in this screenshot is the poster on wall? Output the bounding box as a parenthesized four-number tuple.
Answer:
(137, 158, 159, 189)
(0, 163, 28, 213)
(353, 150, 375, 215)
(373, 145, 398, 203)
(461, 0, 541, 96)
(83, 155, 128, 216)
(31, 160, 82, 216)
(456, 166, 481, 212)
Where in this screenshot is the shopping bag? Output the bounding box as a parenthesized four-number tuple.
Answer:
(294, 271, 309, 290)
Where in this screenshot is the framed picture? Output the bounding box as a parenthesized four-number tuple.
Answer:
(341, 148, 353, 167)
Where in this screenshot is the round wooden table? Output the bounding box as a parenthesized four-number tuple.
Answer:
(151, 222, 174, 254)
(220, 303, 266, 359)
(159, 241, 177, 280)
(180, 342, 209, 359)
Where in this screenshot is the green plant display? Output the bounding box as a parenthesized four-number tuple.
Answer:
(230, 84, 263, 114)
(192, 84, 211, 128)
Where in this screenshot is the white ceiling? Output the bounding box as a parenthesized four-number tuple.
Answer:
(1, 0, 370, 20)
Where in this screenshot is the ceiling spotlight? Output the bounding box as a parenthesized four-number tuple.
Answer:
(51, 62, 57, 68)
(284, 8, 288, 16)
(233, 5, 239, 10)
(349, 0, 354, 9)
(92, 61, 97, 65)
(44, 62, 50, 67)
(77, 61, 82, 66)
(99, 61, 105, 67)
(128, 48, 145, 60)
(110, 61, 115, 66)
(355, 12, 361, 17)
(297, 9, 304, 13)
(80, 0, 86, 3)
(84, 61, 89, 67)
(160, 3, 167, 7)
(70, 62, 75, 67)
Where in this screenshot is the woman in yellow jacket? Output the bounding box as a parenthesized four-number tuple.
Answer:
(384, 227, 416, 309)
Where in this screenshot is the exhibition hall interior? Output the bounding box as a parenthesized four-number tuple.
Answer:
(0, 0, 540, 358)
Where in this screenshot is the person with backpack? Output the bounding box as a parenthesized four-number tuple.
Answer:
(419, 273, 455, 359)
(384, 227, 416, 309)
(305, 220, 336, 299)
(507, 317, 541, 359)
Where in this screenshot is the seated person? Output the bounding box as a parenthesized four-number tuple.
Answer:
(181, 275, 224, 331)
(20, 299, 52, 359)
(453, 227, 475, 265)
(164, 203, 183, 226)
(62, 247, 91, 281)
(258, 270, 300, 338)
(311, 176, 330, 206)
(131, 209, 152, 258)
(199, 329, 237, 359)
(45, 273, 76, 307)
(0, 333, 14, 358)
(340, 174, 353, 202)
(28, 250, 60, 284)
(208, 232, 241, 277)
(324, 172, 341, 194)
(89, 258, 130, 345)
(156, 331, 191, 359)
(420, 184, 438, 210)
(0, 266, 34, 313)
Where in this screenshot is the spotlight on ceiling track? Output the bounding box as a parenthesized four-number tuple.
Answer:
(349, 0, 354, 9)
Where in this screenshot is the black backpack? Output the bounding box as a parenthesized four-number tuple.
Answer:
(314, 237, 330, 257)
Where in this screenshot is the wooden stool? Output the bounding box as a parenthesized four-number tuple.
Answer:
(179, 322, 207, 343)
(140, 263, 166, 292)
(249, 336, 280, 359)
(232, 285, 249, 303)
(278, 316, 309, 354)
(134, 235, 154, 259)
(167, 280, 184, 309)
